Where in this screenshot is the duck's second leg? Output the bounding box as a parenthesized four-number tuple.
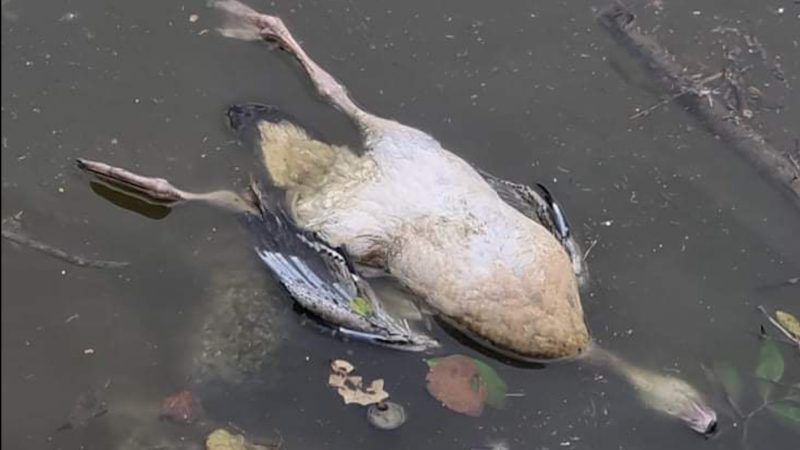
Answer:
(215, 0, 372, 125)
(77, 158, 255, 214)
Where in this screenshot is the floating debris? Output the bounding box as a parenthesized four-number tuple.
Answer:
(328, 359, 389, 406)
(64, 313, 80, 324)
(58, 12, 78, 22)
(206, 429, 271, 450)
(366, 401, 406, 430)
(426, 355, 489, 417)
(775, 311, 800, 340)
(160, 390, 203, 424)
(758, 306, 800, 349)
(424, 354, 509, 416)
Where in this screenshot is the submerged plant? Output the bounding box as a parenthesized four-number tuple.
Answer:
(424, 354, 508, 417)
(708, 308, 799, 448)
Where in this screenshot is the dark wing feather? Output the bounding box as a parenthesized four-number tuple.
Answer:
(479, 170, 557, 229)
(246, 182, 438, 351)
(479, 170, 589, 287)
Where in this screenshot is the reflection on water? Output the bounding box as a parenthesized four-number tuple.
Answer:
(90, 182, 172, 220)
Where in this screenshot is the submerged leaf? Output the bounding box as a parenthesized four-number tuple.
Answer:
(425, 355, 509, 412)
(350, 296, 373, 317)
(769, 400, 800, 429)
(206, 429, 270, 450)
(713, 361, 742, 404)
(775, 311, 800, 339)
(472, 358, 508, 409)
(160, 390, 203, 424)
(755, 340, 784, 399)
(426, 354, 487, 416)
(755, 340, 784, 382)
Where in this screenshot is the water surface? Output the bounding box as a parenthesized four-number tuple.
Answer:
(3, 1, 798, 449)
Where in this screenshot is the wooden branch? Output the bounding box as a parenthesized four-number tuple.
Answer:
(597, 4, 800, 208)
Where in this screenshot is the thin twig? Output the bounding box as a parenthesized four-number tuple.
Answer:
(740, 395, 796, 449)
(583, 239, 598, 261)
(630, 72, 724, 119)
(2, 215, 129, 270)
(713, 394, 796, 443)
(629, 91, 688, 119)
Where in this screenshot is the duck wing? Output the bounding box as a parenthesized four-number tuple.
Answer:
(245, 181, 438, 352)
(479, 170, 589, 287)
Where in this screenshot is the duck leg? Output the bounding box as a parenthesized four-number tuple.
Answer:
(76, 158, 256, 214)
(215, 0, 373, 126)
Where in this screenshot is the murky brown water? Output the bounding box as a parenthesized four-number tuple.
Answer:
(3, 1, 798, 449)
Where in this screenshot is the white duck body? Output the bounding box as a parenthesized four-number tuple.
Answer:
(257, 117, 589, 359)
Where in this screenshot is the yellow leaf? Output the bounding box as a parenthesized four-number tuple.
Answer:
(776, 311, 800, 338)
(206, 429, 269, 450)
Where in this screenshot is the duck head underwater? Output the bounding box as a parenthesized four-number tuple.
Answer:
(77, 0, 717, 435)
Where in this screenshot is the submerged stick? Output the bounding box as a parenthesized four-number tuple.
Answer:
(597, 4, 800, 207)
(2, 215, 129, 269)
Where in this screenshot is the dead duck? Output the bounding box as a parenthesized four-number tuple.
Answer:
(77, 0, 717, 435)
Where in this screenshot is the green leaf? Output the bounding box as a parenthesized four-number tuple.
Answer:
(424, 355, 486, 416)
(424, 355, 508, 410)
(469, 374, 483, 393)
(471, 358, 508, 409)
(349, 297, 373, 317)
(755, 339, 784, 399)
(769, 400, 800, 429)
(425, 357, 442, 368)
(713, 361, 742, 403)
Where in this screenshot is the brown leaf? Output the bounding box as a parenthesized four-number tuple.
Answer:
(160, 390, 203, 424)
(425, 354, 487, 416)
